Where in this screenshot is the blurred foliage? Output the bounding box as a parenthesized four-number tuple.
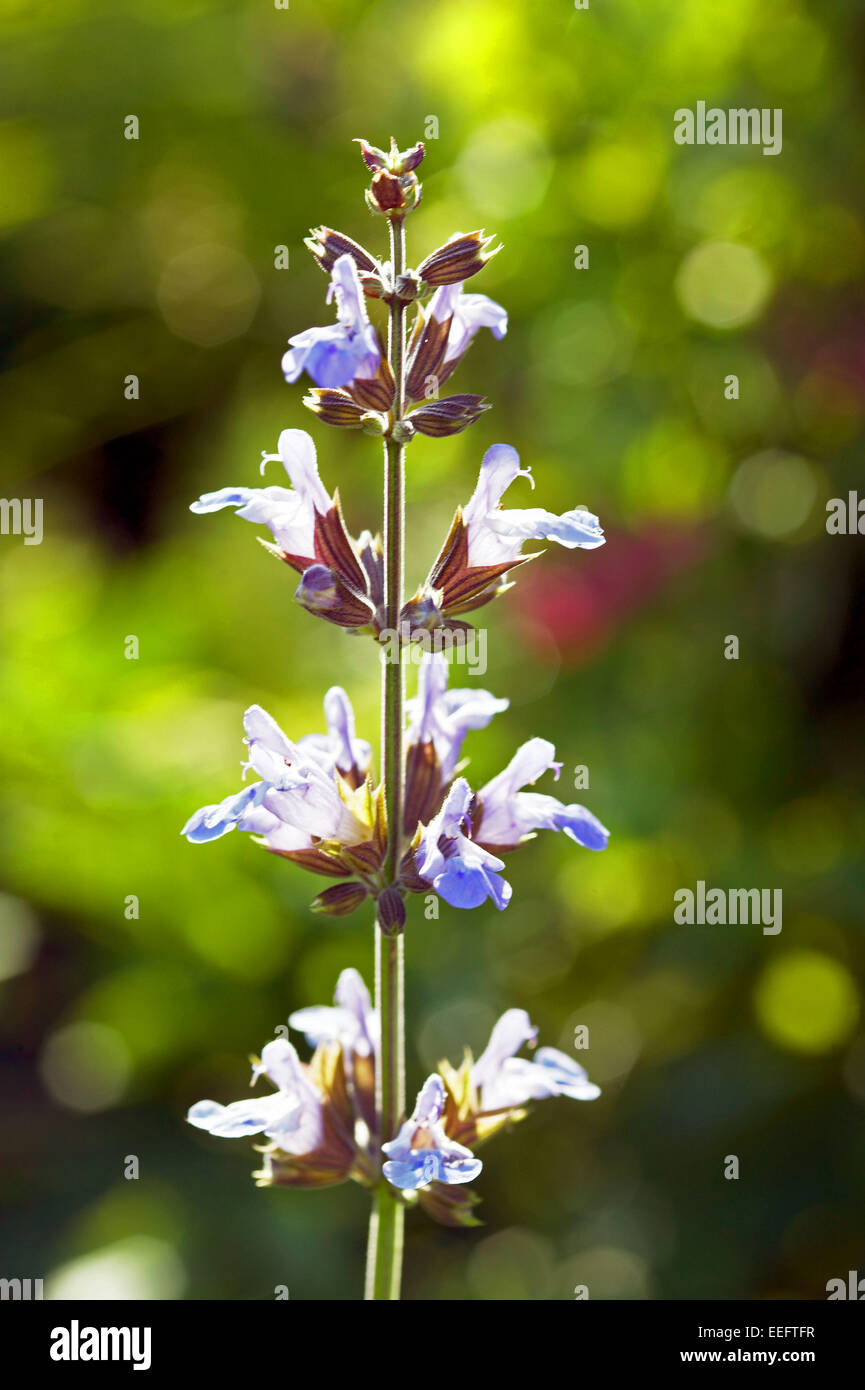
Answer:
(1, 0, 864, 1301)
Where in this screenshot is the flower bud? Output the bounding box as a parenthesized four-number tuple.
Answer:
(377, 886, 406, 935)
(359, 272, 386, 299)
(311, 881, 370, 917)
(396, 141, 424, 173)
(295, 565, 376, 630)
(394, 271, 421, 303)
(357, 531, 384, 610)
(368, 169, 406, 213)
(391, 418, 415, 445)
(404, 310, 452, 401)
(400, 589, 443, 632)
(358, 137, 424, 218)
(407, 394, 490, 438)
(349, 358, 395, 412)
(417, 231, 501, 287)
(417, 1181, 483, 1228)
(303, 389, 366, 428)
(305, 226, 377, 279)
(360, 412, 386, 436)
(355, 138, 389, 171)
(355, 136, 425, 176)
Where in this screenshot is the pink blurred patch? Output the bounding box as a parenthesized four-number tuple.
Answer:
(510, 521, 712, 665)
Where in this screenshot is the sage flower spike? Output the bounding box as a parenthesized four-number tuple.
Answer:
(282, 254, 381, 389)
(382, 1075, 482, 1190)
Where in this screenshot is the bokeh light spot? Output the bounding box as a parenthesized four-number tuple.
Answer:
(40, 1021, 131, 1112)
(468, 1227, 555, 1300)
(0, 892, 39, 981)
(754, 951, 859, 1054)
(531, 300, 634, 388)
(728, 449, 818, 538)
(676, 240, 772, 329)
(45, 1236, 185, 1300)
(456, 117, 552, 219)
(157, 243, 260, 347)
(574, 134, 665, 229)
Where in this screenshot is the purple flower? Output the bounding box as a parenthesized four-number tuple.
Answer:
(463, 443, 605, 568)
(294, 564, 376, 631)
(188, 1038, 324, 1156)
(190, 428, 331, 562)
(429, 281, 508, 364)
(181, 692, 371, 852)
(472, 1009, 601, 1111)
(415, 779, 512, 911)
(382, 1075, 482, 1190)
(406, 652, 509, 780)
(411, 736, 608, 912)
(477, 737, 609, 851)
(181, 781, 269, 845)
(293, 687, 371, 781)
(282, 254, 381, 389)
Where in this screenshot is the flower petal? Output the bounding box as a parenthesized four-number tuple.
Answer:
(434, 856, 511, 911)
(181, 783, 267, 843)
(274, 429, 331, 514)
(472, 1008, 538, 1096)
(533, 1047, 602, 1101)
(187, 1092, 294, 1138)
(487, 505, 605, 551)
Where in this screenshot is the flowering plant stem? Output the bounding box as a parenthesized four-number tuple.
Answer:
(365, 216, 407, 1301)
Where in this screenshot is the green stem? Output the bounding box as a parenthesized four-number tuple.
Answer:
(366, 215, 407, 1301)
(364, 1174, 405, 1301)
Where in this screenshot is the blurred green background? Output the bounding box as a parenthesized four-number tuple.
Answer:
(2, 0, 864, 1300)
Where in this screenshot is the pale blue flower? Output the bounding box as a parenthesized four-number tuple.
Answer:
(462, 443, 605, 568)
(382, 1074, 482, 1190)
(429, 282, 508, 364)
(529, 1048, 602, 1101)
(412, 736, 607, 910)
(181, 692, 370, 852)
(289, 968, 378, 1060)
(415, 779, 512, 911)
(190, 428, 331, 562)
(281, 254, 381, 388)
(182, 782, 269, 844)
(471, 1009, 601, 1111)
(188, 1038, 324, 1155)
(477, 737, 609, 851)
(291, 688, 372, 780)
(406, 652, 509, 780)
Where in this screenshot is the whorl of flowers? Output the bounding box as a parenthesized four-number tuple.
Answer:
(189, 970, 600, 1225)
